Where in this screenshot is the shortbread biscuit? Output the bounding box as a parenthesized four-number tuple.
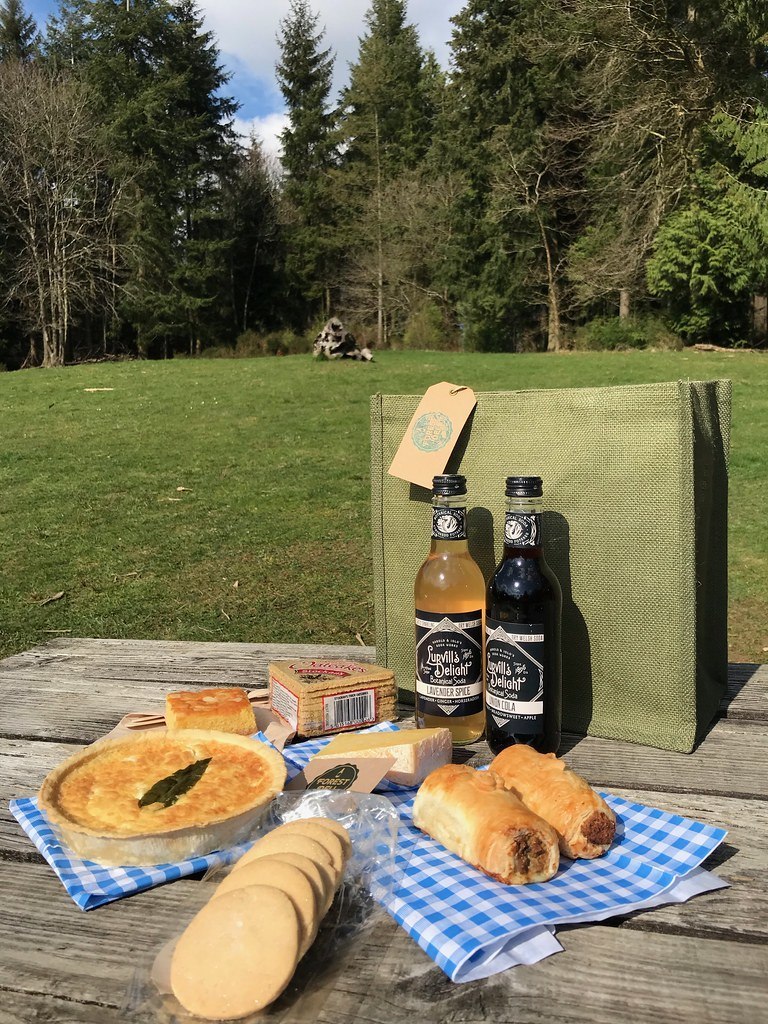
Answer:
(273, 820, 347, 875)
(318, 818, 352, 859)
(276, 852, 329, 915)
(170, 886, 299, 1019)
(233, 832, 333, 874)
(212, 858, 317, 956)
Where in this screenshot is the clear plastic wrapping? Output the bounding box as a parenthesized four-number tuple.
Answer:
(121, 792, 400, 1023)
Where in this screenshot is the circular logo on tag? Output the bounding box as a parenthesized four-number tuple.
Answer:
(412, 412, 452, 452)
(432, 507, 466, 540)
(435, 510, 460, 535)
(505, 513, 540, 546)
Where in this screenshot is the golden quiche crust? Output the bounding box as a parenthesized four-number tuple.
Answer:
(38, 730, 286, 866)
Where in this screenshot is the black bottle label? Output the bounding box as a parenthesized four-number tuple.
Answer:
(416, 609, 483, 717)
(504, 511, 541, 547)
(485, 619, 544, 733)
(432, 506, 467, 540)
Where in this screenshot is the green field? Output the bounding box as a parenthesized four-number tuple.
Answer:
(1, 350, 765, 663)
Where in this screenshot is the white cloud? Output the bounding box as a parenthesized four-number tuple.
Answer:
(233, 113, 290, 163)
(203, 0, 465, 115)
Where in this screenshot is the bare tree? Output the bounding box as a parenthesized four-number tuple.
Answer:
(0, 63, 129, 366)
(492, 152, 569, 352)
(338, 167, 462, 342)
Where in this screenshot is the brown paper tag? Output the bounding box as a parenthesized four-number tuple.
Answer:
(285, 756, 396, 793)
(388, 382, 477, 489)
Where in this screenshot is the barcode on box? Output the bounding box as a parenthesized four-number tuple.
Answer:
(322, 688, 376, 731)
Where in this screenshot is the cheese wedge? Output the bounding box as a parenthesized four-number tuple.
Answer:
(310, 728, 452, 787)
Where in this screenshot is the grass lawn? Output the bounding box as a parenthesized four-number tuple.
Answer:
(1, 349, 765, 663)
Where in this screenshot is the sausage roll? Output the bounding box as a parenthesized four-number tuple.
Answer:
(412, 764, 559, 884)
(490, 745, 616, 859)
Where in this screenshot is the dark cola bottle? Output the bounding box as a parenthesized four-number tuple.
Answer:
(485, 476, 562, 755)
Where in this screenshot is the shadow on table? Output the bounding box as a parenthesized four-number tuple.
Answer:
(692, 661, 761, 750)
(545, 511, 593, 738)
(719, 662, 761, 714)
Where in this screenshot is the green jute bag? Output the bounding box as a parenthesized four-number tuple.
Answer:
(370, 380, 731, 753)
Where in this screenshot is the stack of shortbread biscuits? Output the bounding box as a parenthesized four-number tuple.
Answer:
(169, 816, 350, 1020)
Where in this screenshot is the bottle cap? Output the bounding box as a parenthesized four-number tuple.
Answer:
(505, 475, 543, 497)
(432, 474, 467, 496)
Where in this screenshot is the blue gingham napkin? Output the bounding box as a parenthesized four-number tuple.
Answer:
(9, 795, 254, 910)
(279, 724, 729, 983)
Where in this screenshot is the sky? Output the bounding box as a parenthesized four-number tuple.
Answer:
(26, 1, 466, 160)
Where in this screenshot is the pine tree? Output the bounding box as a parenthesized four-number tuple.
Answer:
(43, 0, 239, 356)
(0, 0, 37, 61)
(225, 139, 284, 335)
(336, 0, 433, 345)
(163, 0, 239, 353)
(446, 0, 554, 351)
(44, 0, 92, 69)
(558, 0, 768, 319)
(647, 108, 768, 344)
(276, 0, 337, 321)
(341, 0, 430, 177)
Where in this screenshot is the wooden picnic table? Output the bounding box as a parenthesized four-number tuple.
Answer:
(1, 638, 766, 1023)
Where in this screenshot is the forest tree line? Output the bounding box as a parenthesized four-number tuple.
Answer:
(0, 0, 767, 369)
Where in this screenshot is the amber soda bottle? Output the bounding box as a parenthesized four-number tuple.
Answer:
(485, 476, 562, 755)
(414, 475, 485, 744)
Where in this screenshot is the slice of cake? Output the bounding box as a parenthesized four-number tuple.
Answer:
(309, 727, 452, 786)
(166, 688, 256, 735)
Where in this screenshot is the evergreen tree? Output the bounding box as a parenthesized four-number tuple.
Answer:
(276, 0, 337, 322)
(558, 0, 768, 318)
(446, 0, 559, 350)
(225, 138, 285, 335)
(43, 0, 239, 356)
(341, 0, 431, 176)
(648, 109, 768, 344)
(0, 0, 37, 61)
(44, 0, 92, 69)
(336, 0, 433, 344)
(163, 0, 239, 353)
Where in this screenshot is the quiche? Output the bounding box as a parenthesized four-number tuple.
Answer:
(38, 730, 286, 866)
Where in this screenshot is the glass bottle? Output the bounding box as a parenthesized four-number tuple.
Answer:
(414, 474, 485, 744)
(485, 476, 562, 755)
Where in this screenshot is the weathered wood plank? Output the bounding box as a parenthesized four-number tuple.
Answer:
(0, 738, 82, 859)
(0, 637, 376, 679)
(0, 860, 206, 993)
(316, 922, 768, 1024)
(2, 644, 766, 802)
(722, 662, 768, 722)
(0, 992, 131, 1024)
(607, 787, 767, 943)
(2, 639, 766, 1023)
(556, 720, 768, 800)
(1, 859, 765, 1024)
(1, 638, 763, 735)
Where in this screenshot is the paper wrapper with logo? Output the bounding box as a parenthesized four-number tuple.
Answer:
(268, 659, 398, 738)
